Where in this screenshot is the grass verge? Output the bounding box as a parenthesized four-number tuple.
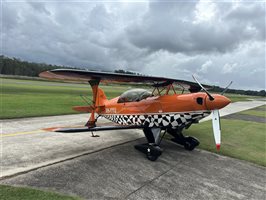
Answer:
(183, 118, 266, 166)
(0, 185, 81, 200)
(239, 110, 265, 118)
(238, 105, 266, 117)
(224, 93, 258, 102)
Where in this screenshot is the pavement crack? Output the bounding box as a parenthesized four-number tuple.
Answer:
(123, 165, 174, 199)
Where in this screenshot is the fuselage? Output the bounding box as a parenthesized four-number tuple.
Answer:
(100, 92, 230, 128)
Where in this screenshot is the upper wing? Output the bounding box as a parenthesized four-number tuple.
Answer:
(39, 69, 211, 92)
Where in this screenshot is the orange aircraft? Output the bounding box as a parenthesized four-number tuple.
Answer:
(39, 69, 232, 161)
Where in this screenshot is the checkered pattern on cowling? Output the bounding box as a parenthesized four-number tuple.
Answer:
(102, 112, 210, 128)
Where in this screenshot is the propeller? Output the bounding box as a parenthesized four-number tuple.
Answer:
(212, 109, 221, 150)
(192, 75, 223, 150)
(192, 75, 214, 101)
(192, 75, 232, 150)
(221, 81, 233, 95)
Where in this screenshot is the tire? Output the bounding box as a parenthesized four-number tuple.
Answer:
(146, 153, 159, 161)
(184, 141, 195, 151)
(146, 146, 161, 161)
(184, 136, 199, 151)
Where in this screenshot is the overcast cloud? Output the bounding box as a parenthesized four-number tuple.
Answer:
(2, 0, 265, 90)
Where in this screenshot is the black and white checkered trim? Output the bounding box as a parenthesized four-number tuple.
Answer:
(102, 112, 210, 128)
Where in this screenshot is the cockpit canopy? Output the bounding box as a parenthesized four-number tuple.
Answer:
(117, 88, 152, 103)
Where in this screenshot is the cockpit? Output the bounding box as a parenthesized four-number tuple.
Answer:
(117, 88, 153, 103)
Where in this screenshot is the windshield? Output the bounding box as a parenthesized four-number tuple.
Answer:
(117, 89, 152, 103)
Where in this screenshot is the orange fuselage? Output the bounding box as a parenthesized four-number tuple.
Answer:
(74, 90, 230, 128)
(103, 92, 230, 115)
(92, 91, 231, 128)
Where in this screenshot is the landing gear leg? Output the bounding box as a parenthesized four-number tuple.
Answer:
(167, 128, 199, 151)
(134, 128, 163, 161)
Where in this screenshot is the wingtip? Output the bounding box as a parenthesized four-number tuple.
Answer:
(39, 71, 54, 79)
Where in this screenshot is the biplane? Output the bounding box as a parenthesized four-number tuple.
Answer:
(39, 69, 231, 161)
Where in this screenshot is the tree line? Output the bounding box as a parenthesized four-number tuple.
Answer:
(0, 55, 74, 77)
(209, 86, 265, 97)
(0, 55, 265, 96)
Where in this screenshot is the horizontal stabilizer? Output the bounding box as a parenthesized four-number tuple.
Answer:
(72, 106, 94, 113)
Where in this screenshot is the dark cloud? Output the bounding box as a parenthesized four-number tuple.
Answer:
(2, 1, 265, 90)
(127, 1, 265, 54)
(224, 3, 265, 41)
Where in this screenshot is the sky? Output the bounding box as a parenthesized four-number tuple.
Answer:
(2, 0, 265, 90)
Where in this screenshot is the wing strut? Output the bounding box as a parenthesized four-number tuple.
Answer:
(85, 79, 100, 127)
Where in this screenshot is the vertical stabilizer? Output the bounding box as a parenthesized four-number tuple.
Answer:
(95, 87, 107, 107)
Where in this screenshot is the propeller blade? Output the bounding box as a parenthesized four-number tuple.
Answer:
(192, 75, 214, 101)
(212, 109, 221, 150)
(221, 81, 233, 95)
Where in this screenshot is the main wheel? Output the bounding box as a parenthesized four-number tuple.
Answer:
(146, 153, 159, 161)
(184, 136, 199, 151)
(146, 146, 162, 161)
(184, 141, 194, 151)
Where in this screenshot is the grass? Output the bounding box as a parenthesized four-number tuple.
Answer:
(238, 105, 266, 117)
(1, 78, 129, 119)
(240, 110, 266, 118)
(224, 93, 258, 102)
(183, 99, 266, 167)
(0, 185, 81, 200)
(183, 115, 266, 167)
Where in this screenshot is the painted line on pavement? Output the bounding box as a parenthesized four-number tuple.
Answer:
(2, 130, 46, 138)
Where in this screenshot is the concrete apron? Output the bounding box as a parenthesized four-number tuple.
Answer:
(0, 115, 143, 178)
